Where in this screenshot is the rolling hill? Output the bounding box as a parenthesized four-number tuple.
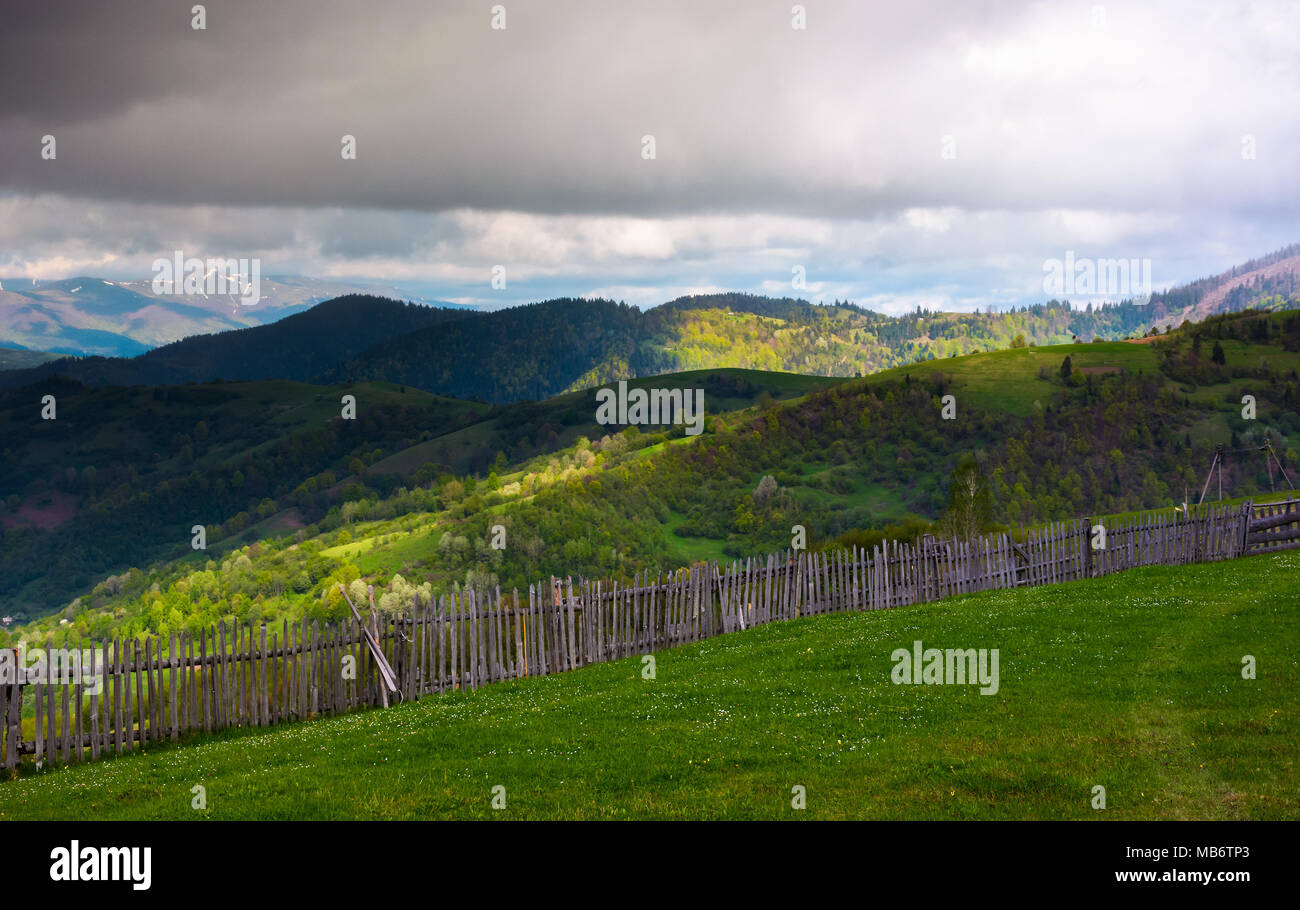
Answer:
(5, 308, 1297, 645)
(0, 366, 838, 625)
(320, 292, 1152, 403)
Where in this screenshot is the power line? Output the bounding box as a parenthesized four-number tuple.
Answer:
(1197, 440, 1294, 505)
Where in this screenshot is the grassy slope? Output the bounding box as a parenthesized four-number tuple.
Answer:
(4, 553, 1295, 820)
(325, 369, 846, 568)
(864, 341, 1164, 415)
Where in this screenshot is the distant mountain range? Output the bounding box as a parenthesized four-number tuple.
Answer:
(0, 274, 463, 358)
(1145, 245, 1300, 329)
(1, 246, 1296, 400)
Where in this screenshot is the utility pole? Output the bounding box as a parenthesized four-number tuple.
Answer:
(1198, 444, 1224, 506)
(1264, 439, 1294, 491)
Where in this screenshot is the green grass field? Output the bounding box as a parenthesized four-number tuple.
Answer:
(863, 341, 1162, 415)
(3, 552, 1295, 820)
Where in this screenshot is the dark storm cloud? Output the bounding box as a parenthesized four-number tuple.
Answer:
(13, 0, 1294, 218)
(0, 1, 1296, 309)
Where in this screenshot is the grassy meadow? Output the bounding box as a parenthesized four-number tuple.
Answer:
(3, 552, 1295, 820)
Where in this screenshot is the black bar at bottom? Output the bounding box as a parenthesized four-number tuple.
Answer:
(9, 820, 1285, 898)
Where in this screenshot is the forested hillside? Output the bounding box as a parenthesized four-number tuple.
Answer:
(320, 297, 645, 401)
(8, 309, 1297, 649)
(0, 369, 831, 623)
(1147, 243, 1300, 328)
(0, 379, 488, 621)
(328, 293, 1158, 402)
(0, 296, 475, 389)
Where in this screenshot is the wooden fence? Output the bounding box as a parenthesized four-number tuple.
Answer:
(1244, 498, 1300, 555)
(1, 498, 1289, 771)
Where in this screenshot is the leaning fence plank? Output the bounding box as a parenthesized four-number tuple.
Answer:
(335, 585, 398, 704)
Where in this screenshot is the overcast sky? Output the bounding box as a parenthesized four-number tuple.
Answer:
(1, 0, 1296, 312)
